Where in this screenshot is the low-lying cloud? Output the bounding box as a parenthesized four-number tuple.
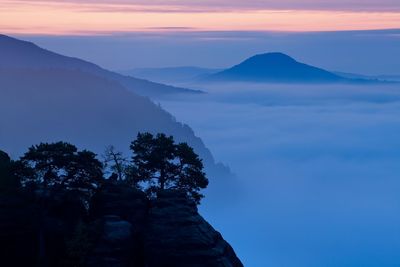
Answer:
(157, 82, 400, 267)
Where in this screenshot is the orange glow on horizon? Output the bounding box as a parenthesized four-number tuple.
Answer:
(0, 1, 399, 35)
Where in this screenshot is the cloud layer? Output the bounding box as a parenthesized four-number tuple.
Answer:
(158, 82, 400, 267)
(1, 0, 400, 34)
(8, 0, 400, 12)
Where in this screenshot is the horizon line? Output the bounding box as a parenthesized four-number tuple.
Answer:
(4, 28, 400, 38)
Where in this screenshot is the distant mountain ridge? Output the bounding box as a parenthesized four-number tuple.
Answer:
(0, 34, 202, 97)
(207, 52, 344, 83)
(334, 71, 400, 82)
(121, 66, 221, 84)
(208, 53, 345, 82)
(119, 52, 393, 85)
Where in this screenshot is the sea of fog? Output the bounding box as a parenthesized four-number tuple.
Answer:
(156, 82, 400, 267)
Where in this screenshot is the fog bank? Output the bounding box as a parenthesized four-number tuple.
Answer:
(157, 82, 400, 267)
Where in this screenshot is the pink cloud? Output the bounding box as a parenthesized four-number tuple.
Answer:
(1, 0, 399, 35)
(5, 0, 400, 12)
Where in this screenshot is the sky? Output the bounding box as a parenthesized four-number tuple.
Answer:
(1, 0, 400, 34)
(23, 30, 400, 76)
(2, 0, 400, 75)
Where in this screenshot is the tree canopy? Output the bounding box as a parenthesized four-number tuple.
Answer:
(5, 133, 208, 205)
(130, 133, 208, 204)
(16, 142, 103, 191)
(0, 150, 19, 192)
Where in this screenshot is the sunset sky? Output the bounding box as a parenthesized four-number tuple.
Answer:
(1, 0, 400, 34)
(2, 1, 399, 75)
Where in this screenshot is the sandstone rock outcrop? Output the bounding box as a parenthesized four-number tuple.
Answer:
(145, 190, 244, 267)
(0, 181, 244, 267)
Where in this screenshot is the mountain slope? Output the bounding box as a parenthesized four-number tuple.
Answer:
(0, 34, 202, 97)
(0, 68, 208, 157)
(208, 52, 345, 83)
(0, 36, 235, 202)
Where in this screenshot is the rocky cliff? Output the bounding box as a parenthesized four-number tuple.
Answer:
(0, 181, 243, 267)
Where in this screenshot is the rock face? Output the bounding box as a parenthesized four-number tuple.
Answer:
(0, 187, 87, 266)
(87, 181, 148, 267)
(0, 182, 244, 267)
(145, 190, 244, 267)
(0, 193, 39, 266)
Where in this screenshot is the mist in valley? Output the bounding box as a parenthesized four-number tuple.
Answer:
(156, 82, 400, 267)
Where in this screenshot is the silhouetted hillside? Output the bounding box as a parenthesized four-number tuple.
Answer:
(0, 35, 239, 204)
(0, 68, 233, 202)
(0, 35, 202, 97)
(208, 52, 345, 83)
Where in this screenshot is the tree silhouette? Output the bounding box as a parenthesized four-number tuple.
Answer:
(130, 133, 208, 204)
(0, 150, 19, 192)
(66, 150, 103, 190)
(103, 145, 128, 181)
(16, 142, 103, 191)
(174, 143, 208, 203)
